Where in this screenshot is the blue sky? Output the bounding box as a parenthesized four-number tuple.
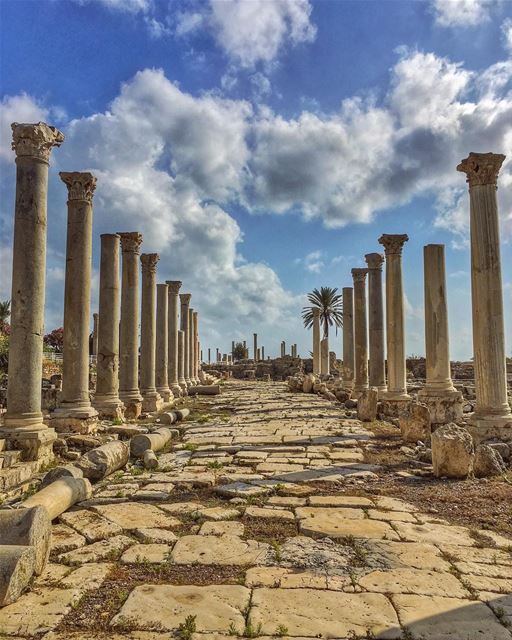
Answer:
(1, 0, 511, 361)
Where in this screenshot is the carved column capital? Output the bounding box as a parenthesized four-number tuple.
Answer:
(457, 152, 505, 188)
(364, 252, 384, 270)
(140, 253, 159, 273)
(118, 232, 143, 254)
(351, 268, 368, 283)
(180, 293, 192, 306)
(11, 122, 64, 163)
(166, 280, 182, 295)
(378, 234, 409, 256)
(59, 171, 97, 203)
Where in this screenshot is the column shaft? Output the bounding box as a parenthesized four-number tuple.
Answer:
(342, 287, 354, 389)
(92, 314, 99, 357)
(352, 268, 369, 393)
(193, 312, 199, 381)
(365, 253, 387, 395)
(189, 308, 196, 384)
(180, 294, 192, 385)
(140, 255, 162, 411)
(167, 281, 182, 396)
(178, 330, 187, 393)
(320, 338, 330, 376)
(253, 333, 258, 361)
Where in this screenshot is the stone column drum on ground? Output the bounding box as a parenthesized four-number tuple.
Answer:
(457, 152, 512, 439)
(178, 330, 187, 393)
(51, 172, 99, 433)
(139, 254, 163, 412)
(312, 308, 321, 375)
(155, 283, 172, 403)
(92, 313, 99, 356)
(418, 244, 462, 424)
(342, 287, 355, 390)
(378, 234, 410, 409)
(93, 234, 124, 420)
(2, 122, 64, 461)
(189, 307, 197, 385)
(180, 293, 192, 386)
(118, 232, 143, 418)
(166, 281, 182, 397)
(352, 268, 369, 394)
(365, 253, 387, 396)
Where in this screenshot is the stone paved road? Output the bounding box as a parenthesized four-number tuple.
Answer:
(1, 380, 511, 639)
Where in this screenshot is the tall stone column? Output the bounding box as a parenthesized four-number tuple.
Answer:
(320, 338, 330, 376)
(281, 342, 286, 357)
(378, 234, 410, 407)
(312, 308, 321, 374)
(418, 244, 462, 424)
(365, 253, 387, 396)
(52, 172, 98, 433)
(457, 152, 512, 438)
(167, 280, 182, 397)
(216, 348, 220, 363)
(253, 333, 258, 361)
(93, 234, 124, 420)
(208, 348, 211, 364)
(155, 283, 172, 403)
(193, 311, 199, 382)
(180, 293, 192, 386)
(139, 254, 162, 411)
(342, 287, 354, 390)
(2, 122, 64, 461)
(189, 308, 197, 384)
(92, 313, 99, 357)
(118, 232, 143, 418)
(178, 330, 187, 393)
(262, 346, 265, 360)
(352, 268, 369, 394)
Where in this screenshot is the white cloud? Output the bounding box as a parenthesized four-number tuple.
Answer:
(81, 0, 152, 13)
(300, 250, 325, 273)
(502, 18, 512, 52)
(431, 0, 493, 27)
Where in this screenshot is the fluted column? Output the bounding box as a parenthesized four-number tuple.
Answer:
(167, 280, 182, 397)
(418, 244, 462, 423)
(342, 287, 354, 390)
(2, 122, 63, 460)
(155, 283, 172, 403)
(180, 293, 192, 386)
(352, 268, 369, 394)
(178, 330, 187, 392)
(365, 253, 387, 396)
(52, 172, 98, 431)
(189, 307, 196, 384)
(92, 313, 99, 357)
(457, 152, 512, 437)
(140, 254, 162, 412)
(378, 234, 410, 403)
(93, 234, 124, 420)
(118, 231, 143, 417)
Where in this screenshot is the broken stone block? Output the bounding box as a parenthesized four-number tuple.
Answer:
(159, 411, 177, 425)
(174, 408, 190, 421)
(143, 449, 158, 469)
(357, 388, 378, 422)
(474, 444, 506, 478)
(22, 478, 92, 520)
(431, 424, 474, 479)
(41, 464, 83, 488)
(0, 545, 35, 607)
(303, 374, 315, 394)
(399, 402, 431, 443)
(0, 506, 51, 575)
(76, 440, 129, 480)
(130, 428, 172, 458)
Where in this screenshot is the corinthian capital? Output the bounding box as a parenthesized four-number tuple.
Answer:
(11, 122, 64, 163)
(140, 253, 159, 273)
(166, 280, 182, 295)
(364, 252, 384, 270)
(180, 293, 192, 306)
(351, 268, 368, 283)
(378, 234, 409, 256)
(118, 232, 143, 254)
(59, 172, 97, 203)
(457, 152, 505, 188)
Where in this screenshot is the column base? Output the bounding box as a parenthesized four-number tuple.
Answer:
(50, 406, 98, 434)
(0, 426, 56, 463)
(156, 387, 174, 404)
(465, 413, 512, 444)
(418, 388, 463, 425)
(119, 392, 143, 420)
(380, 393, 411, 418)
(170, 383, 183, 398)
(141, 390, 163, 413)
(92, 396, 125, 421)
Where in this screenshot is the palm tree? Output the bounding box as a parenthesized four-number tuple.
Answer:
(0, 300, 10, 326)
(302, 287, 343, 339)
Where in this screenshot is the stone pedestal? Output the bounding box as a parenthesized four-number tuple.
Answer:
(167, 281, 182, 397)
(140, 255, 163, 412)
(365, 253, 387, 396)
(457, 152, 512, 440)
(320, 338, 330, 376)
(92, 313, 99, 357)
(342, 287, 354, 390)
(155, 283, 172, 403)
(379, 234, 410, 411)
(352, 268, 369, 394)
(52, 172, 98, 434)
(418, 244, 462, 424)
(178, 330, 187, 394)
(2, 122, 64, 461)
(118, 232, 143, 419)
(180, 293, 192, 386)
(93, 234, 124, 420)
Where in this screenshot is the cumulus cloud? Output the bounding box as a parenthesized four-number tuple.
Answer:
(502, 18, 512, 51)
(431, 0, 494, 27)
(295, 250, 325, 274)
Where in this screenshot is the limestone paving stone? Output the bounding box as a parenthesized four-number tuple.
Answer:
(307, 495, 373, 507)
(121, 544, 173, 564)
(370, 540, 452, 571)
(49, 524, 86, 554)
(358, 567, 471, 597)
(454, 560, 512, 579)
(392, 521, 477, 546)
(92, 502, 178, 529)
(463, 574, 512, 593)
(60, 562, 113, 591)
(133, 528, 178, 544)
(367, 509, 418, 523)
(60, 509, 123, 542)
(244, 505, 295, 521)
(199, 521, 244, 536)
(439, 545, 512, 566)
(171, 535, 271, 565)
(298, 509, 400, 540)
(58, 535, 134, 564)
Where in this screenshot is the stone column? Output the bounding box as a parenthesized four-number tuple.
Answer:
(320, 338, 330, 376)
(257, 348, 261, 361)
(166, 280, 182, 397)
(378, 234, 410, 406)
(52, 172, 98, 432)
(365, 253, 387, 396)
(216, 348, 220, 362)
(457, 152, 512, 438)
(231, 341, 235, 360)
(208, 348, 211, 364)
(342, 287, 355, 390)
(253, 333, 258, 361)
(118, 232, 143, 418)
(188, 308, 195, 384)
(139, 254, 162, 411)
(155, 283, 172, 403)
(352, 268, 369, 394)
(261, 346, 265, 360)
(312, 308, 321, 375)
(281, 342, 286, 357)
(180, 293, 192, 386)
(92, 313, 99, 357)
(93, 234, 124, 420)
(193, 311, 199, 382)
(178, 330, 187, 392)
(418, 245, 462, 424)
(2, 123, 63, 461)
